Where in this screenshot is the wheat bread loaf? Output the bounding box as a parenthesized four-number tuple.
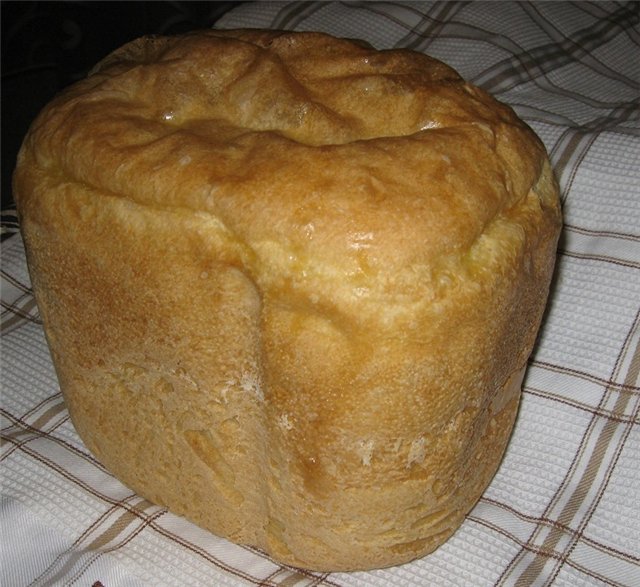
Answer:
(13, 29, 561, 571)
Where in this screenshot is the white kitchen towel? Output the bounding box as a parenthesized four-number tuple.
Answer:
(2, 2, 639, 586)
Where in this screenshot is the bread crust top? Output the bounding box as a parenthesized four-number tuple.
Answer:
(18, 30, 558, 311)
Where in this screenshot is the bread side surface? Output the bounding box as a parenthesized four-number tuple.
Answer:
(14, 30, 562, 570)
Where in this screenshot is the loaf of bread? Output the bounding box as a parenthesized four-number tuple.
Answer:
(14, 30, 561, 571)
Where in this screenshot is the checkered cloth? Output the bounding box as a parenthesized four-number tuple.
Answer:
(2, 2, 639, 586)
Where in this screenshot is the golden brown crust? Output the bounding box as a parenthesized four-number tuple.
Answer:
(14, 30, 561, 571)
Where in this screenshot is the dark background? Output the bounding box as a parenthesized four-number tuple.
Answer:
(1, 1, 245, 210)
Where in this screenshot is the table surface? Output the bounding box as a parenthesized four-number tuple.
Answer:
(2, 2, 639, 586)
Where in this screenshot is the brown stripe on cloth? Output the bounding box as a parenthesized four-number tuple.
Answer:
(550, 101, 640, 207)
(276, 574, 315, 587)
(530, 360, 640, 393)
(573, 0, 640, 46)
(0, 295, 42, 334)
(467, 502, 635, 584)
(147, 530, 330, 586)
(1, 209, 20, 241)
(0, 264, 33, 295)
(392, 2, 532, 59)
(564, 224, 640, 244)
(259, 566, 332, 586)
(83, 499, 162, 551)
(1, 409, 109, 477)
(498, 309, 640, 585)
(524, 386, 639, 426)
(558, 225, 640, 275)
(244, 542, 342, 586)
(4, 390, 64, 425)
(1, 397, 66, 438)
(29, 497, 164, 586)
(0, 263, 42, 334)
(280, 573, 322, 587)
(521, 1, 640, 89)
(558, 249, 640, 271)
(0, 395, 68, 460)
(474, 2, 640, 94)
(349, 0, 530, 61)
(391, 0, 468, 51)
(270, 1, 328, 30)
